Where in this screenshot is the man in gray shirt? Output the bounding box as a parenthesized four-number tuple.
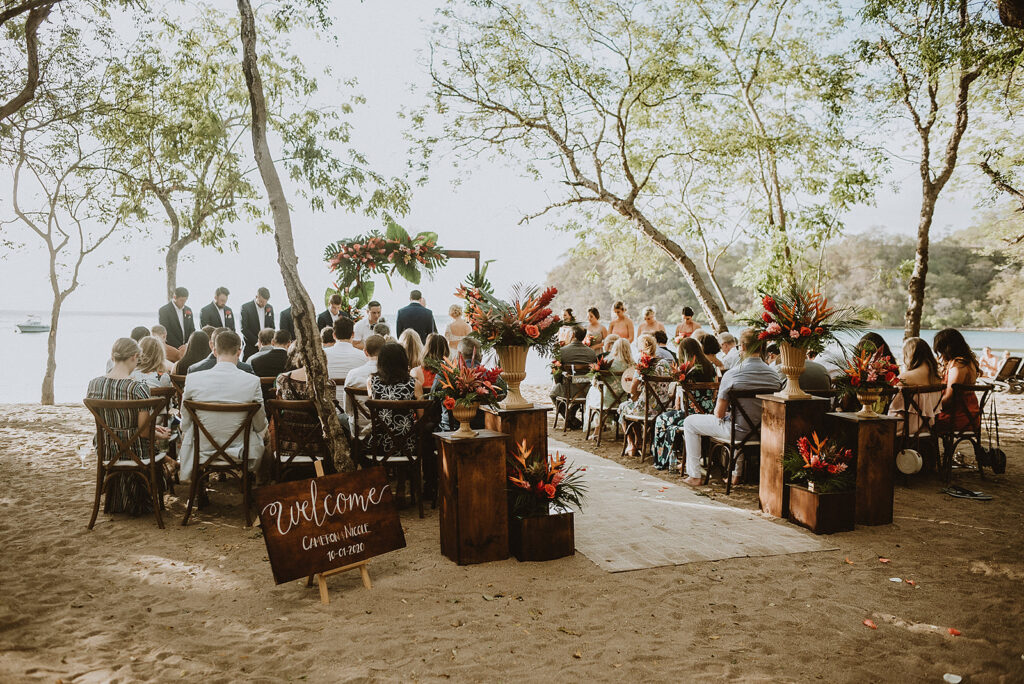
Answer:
(681, 328, 782, 485)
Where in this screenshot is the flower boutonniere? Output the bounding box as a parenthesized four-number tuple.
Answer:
(264, 305, 272, 315)
(225, 308, 233, 318)
(184, 308, 193, 318)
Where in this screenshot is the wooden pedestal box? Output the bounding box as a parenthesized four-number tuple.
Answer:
(786, 484, 856, 535)
(758, 395, 831, 517)
(508, 511, 575, 561)
(483, 405, 551, 460)
(826, 412, 899, 526)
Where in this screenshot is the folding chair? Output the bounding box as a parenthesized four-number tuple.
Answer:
(180, 400, 262, 526)
(620, 374, 674, 462)
(552, 364, 592, 432)
(706, 389, 763, 495)
(584, 370, 626, 446)
(83, 397, 168, 529)
(938, 384, 994, 483)
(265, 399, 330, 482)
(365, 399, 434, 518)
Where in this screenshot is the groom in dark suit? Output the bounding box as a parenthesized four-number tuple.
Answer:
(240, 286, 274, 360)
(396, 289, 436, 342)
(199, 286, 236, 331)
(157, 286, 195, 348)
(279, 306, 294, 338)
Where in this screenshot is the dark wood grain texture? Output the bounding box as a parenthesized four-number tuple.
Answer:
(509, 512, 575, 561)
(435, 429, 511, 565)
(786, 485, 856, 535)
(827, 412, 899, 525)
(758, 395, 830, 517)
(483, 405, 550, 460)
(254, 467, 406, 584)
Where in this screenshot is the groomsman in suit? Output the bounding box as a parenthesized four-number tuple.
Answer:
(249, 329, 291, 378)
(157, 286, 195, 348)
(396, 289, 436, 342)
(200, 286, 236, 331)
(317, 293, 346, 331)
(240, 287, 274, 360)
(188, 327, 255, 375)
(279, 306, 294, 338)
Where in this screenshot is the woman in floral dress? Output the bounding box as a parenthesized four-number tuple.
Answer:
(652, 338, 718, 470)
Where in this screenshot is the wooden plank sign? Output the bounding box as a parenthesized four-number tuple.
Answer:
(254, 467, 406, 584)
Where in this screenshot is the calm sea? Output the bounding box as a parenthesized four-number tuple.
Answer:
(2, 309, 1023, 404)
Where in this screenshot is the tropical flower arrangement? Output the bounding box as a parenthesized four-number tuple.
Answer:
(783, 432, 855, 493)
(635, 352, 659, 377)
(585, 356, 613, 379)
(429, 355, 505, 409)
(834, 347, 901, 394)
(549, 357, 564, 384)
(323, 221, 447, 309)
(455, 283, 562, 355)
(320, 293, 364, 323)
(668, 359, 698, 384)
(507, 440, 587, 517)
(745, 282, 864, 353)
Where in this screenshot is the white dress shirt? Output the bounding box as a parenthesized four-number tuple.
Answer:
(175, 303, 186, 335)
(326, 340, 366, 402)
(344, 358, 378, 436)
(722, 346, 741, 371)
(217, 306, 226, 326)
(352, 317, 377, 343)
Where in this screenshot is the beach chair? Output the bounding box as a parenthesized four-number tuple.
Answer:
(552, 364, 592, 432)
(365, 399, 434, 518)
(992, 356, 1023, 393)
(706, 389, 763, 495)
(619, 374, 674, 462)
(584, 370, 626, 446)
(180, 400, 262, 526)
(265, 399, 331, 482)
(937, 384, 994, 483)
(83, 397, 168, 529)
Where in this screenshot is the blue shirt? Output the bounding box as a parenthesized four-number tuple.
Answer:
(718, 356, 783, 434)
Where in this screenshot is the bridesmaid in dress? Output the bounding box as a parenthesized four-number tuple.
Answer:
(607, 301, 635, 342)
(636, 306, 666, 338)
(585, 307, 608, 352)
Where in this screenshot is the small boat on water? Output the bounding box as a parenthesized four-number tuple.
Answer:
(16, 317, 49, 333)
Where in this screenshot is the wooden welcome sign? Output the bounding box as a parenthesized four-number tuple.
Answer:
(254, 466, 406, 589)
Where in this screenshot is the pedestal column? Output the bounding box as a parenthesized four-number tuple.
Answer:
(482, 405, 551, 459)
(826, 412, 899, 525)
(758, 395, 830, 517)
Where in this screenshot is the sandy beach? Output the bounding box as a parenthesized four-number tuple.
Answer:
(2, 390, 1023, 682)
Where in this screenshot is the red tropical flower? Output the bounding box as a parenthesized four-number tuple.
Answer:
(443, 396, 456, 410)
(762, 311, 773, 323)
(524, 324, 540, 338)
(762, 295, 777, 313)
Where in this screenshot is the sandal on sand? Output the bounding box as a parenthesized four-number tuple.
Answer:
(941, 485, 993, 501)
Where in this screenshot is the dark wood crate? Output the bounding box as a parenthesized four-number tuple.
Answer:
(786, 484, 855, 535)
(509, 511, 575, 562)
(758, 395, 831, 517)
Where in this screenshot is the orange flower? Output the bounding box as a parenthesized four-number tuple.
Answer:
(443, 397, 456, 410)
(524, 324, 540, 338)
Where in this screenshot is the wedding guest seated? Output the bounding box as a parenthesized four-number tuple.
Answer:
(345, 334, 385, 436)
(106, 326, 154, 373)
(556, 309, 577, 346)
(617, 335, 674, 454)
(445, 305, 471, 346)
(327, 317, 366, 404)
(653, 337, 717, 470)
(87, 337, 173, 516)
(887, 336, 943, 434)
(412, 333, 449, 391)
(931, 328, 982, 433)
(719, 332, 740, 370)
(174, 330, 211, 376)
(636, 306, 665, 338)
(188, 327, 255, 375)
(435, 337, 492, 432)
(979, 346, 999, 377)
(855, 332, 896, 364)
(201, 324, 216, 337)
(549, 326, 598, 427)
(681, 328, 782, 486)
(249, 329, 291, 378)
(131, 337, 172, 388)
(399, 328, 424, 373)
(150, 325, 182, 365)
(694, 330, 723, 373)
(584, 307, 607, 351)
(653, 330, 676, 361)
(367, 342, 424, 458)
(373, 321, 392, 341)
(321, 326, 336, 348)
(673, 306, 702, 343)
(608, 301, 635, 342)
(784, 350, 831, 392)
(274, 345, 341, 430)
(764, 343, 780, 366)
(583, 337, 634, 435)
(179, 331, 267, 483)
(600, 333, 620, 357)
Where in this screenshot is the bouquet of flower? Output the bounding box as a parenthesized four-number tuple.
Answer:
(635, 352, 659, 377)
(668, 359, 698, 384)
(744, 282, 864, 353)
(507, 440, 587, 517)
(455, 283, 562, 355)
(585, 356, 613, 379)
(549, 357, 564, 384)
(322, 289, 364, 322)
(783, 432, 855, 492)
(429, 355, 505, 409)
(834, 347, 901, 394)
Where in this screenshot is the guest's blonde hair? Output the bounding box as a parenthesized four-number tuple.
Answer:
(643, 306, 655, 317)
(137, 336, 166, 373)
(610, 337, 634, 366)
(449, 304, 463, 317)
(111, 337, 141, 363)
(399, 329, 424, 369)
(638, 334, 658, 356)
(602, 333, 620, 352)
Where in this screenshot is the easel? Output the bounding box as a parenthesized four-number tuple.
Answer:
(305, 459, 373, 605)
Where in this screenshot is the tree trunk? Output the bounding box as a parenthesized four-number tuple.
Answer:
(0, 3, 51, 123)
(702, 252, 736, 316)
(236, 0, 353, 472)
(40, 293, 63, 405)
(165, 242, 180, 301)
(622, 203, 729, 332)
(904, 189, 936, 338)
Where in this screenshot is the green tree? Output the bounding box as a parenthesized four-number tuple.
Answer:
(0, 0, 59, 122)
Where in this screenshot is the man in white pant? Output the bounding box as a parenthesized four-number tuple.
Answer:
(681, 328, 782, 486)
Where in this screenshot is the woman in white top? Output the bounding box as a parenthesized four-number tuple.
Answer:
(583, 338, 634, 434)
(130, 336, 172, 388)
(444, 304, 472, 346)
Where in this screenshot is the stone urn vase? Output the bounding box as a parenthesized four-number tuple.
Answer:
(855, 389, 882, 417)
(774, 341, 810, 400)
(496, 345, 532, 410)
(451, 404, 479, 438)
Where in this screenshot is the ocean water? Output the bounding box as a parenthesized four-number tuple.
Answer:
(2, 309, 1023, 404)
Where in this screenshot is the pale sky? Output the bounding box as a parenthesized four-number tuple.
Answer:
(0, 0, 977, 320)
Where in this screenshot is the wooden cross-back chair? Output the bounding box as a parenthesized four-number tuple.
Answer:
(169, 374, 187, 400)
(891, 383, 944, 477)
(83, 397, 168, 529)
(552, 364, 594, 432)
(938, 383, 994, 483)
(620, 374, 675, 462)
(344, 384, 372, 465)
(584, 370, 627, 446)
(706, 389, 764, 495)
(364, 398, 434, 518)
(265, 399, 331, 482)
(677, 381, 720, 417)
(259, 377, 278, 403)
(149, 386, 180, 487)
(180, 400, 262, 526)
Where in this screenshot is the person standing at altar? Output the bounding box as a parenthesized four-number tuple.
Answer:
(317, 294, 348, 331)
(352, 300, 384, 350)
(240, 287, 274, 360)
(158, 286, 195, 349)
(278, 306, 294, 338)
(199, 286, 235, 331)
(396, 289, 436, 342)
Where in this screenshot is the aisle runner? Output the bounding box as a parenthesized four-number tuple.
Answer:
(549, 439, 837, 573)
